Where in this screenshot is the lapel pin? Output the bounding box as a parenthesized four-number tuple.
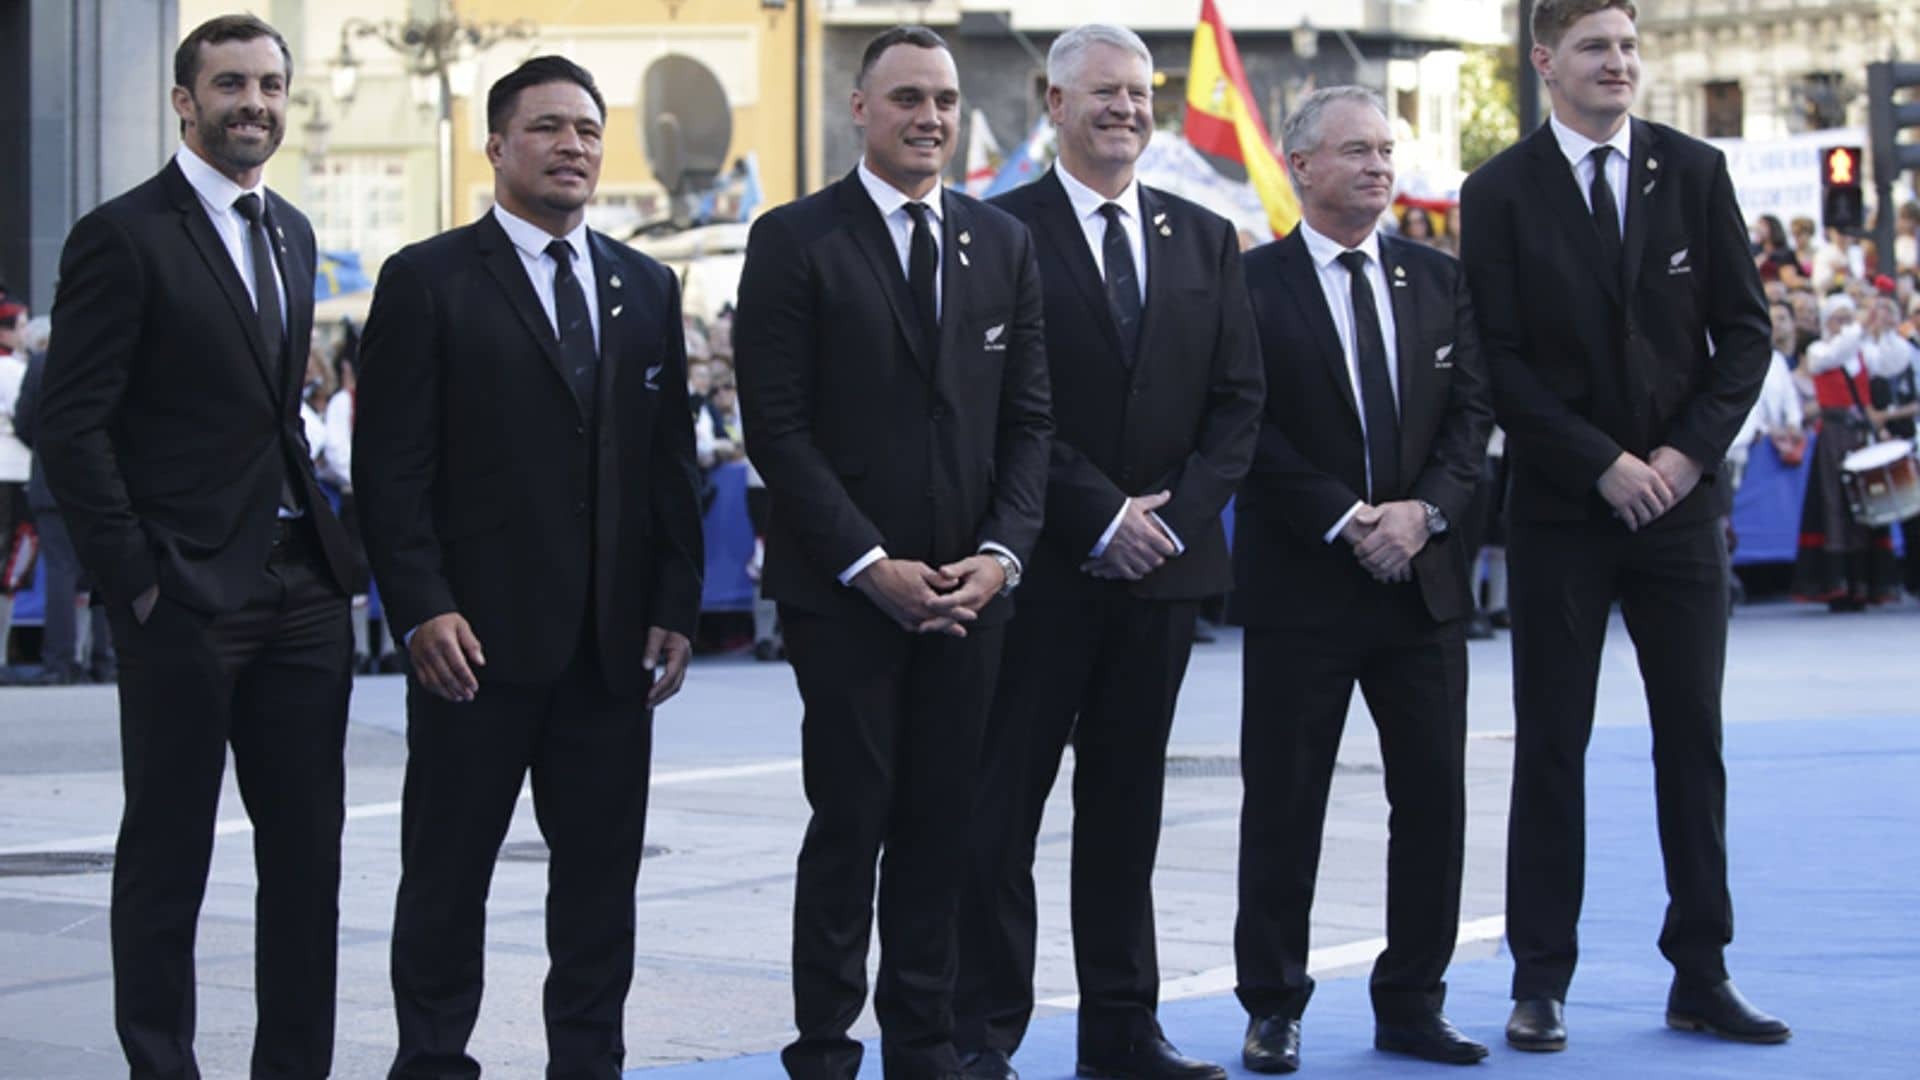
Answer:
(1647, 158, 1659, 171)
(1158, 224, 1172, 237)
(1393, 265, 1406, 278)
(1643, 180, 1656, 194)
(610, 274, 623, 289)
(958, 250, 971, 268)
(1153, 212, 1167, 225)
(958, 230, 972, 247)
(612, 304, 624, 318)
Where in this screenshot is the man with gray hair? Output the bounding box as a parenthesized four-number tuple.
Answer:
(1234, 85, 1492, 1071)
(955, 22, 1262, 1080)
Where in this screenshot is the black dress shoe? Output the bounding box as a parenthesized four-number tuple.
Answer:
(1376, 1012, 1489, 1065)
(1505, 998, 1566, 1052)
(959, 1049, 1019, 1080)
(1666, 978, 1791, 1044)
(1078, 1035, 1226, 1080)
(1242, 1015, 1300, 1073)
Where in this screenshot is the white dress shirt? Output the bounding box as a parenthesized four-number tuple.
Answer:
(1298, 219, 1401, 541)
(1054, 165, 1186, 561)
(1548, 112, 1631, 234)
(491, 204, 601, 350)
(837, 161, 1018, 586)
(175, 145, 288, 318)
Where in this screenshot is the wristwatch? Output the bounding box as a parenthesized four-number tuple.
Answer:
(1417, 500, 1449, 536)
(987, 550, 1022, 595)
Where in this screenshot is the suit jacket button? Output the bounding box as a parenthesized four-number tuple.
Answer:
(574, 501, 588, 515)
(574, 426, 586, 438)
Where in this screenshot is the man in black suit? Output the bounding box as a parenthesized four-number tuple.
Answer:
(734, 26, 1051, 1080)
(951, 24, 1260, 1080)
(36, 16, 362, 1078)
(1458, 0, 1785, 1051)
(354, 56, 703, 1079)
(1234, 87, 1493, 1072)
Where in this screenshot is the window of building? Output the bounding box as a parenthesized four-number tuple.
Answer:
(305, 155, 411, 268)
(1792, 72, 1849, 133)
(1703, 80, 1743, 138)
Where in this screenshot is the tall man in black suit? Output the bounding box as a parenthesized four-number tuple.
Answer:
(37, 16, 362, 1078)
(734, 26, 1052, 1080)
(950, 24, 1261, 1080)
(1458, 0, 1785, 1051)
(354, 57, 704, 1079)
(1234, 87, 1493, 1073)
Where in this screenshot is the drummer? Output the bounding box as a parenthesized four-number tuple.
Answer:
(1861, 289, 1920, 593)
(1790, 293, 1902, 610)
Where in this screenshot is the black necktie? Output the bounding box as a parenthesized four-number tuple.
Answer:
(904, 201, 939, 351)
(1336, 249, 1400, 501)
(1588, 146, 1622, 268)
(546, 239, 598, 419)
(1099, 202, 1143, 365)
(234, 193, 300, 514)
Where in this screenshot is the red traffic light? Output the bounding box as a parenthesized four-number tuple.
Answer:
(1823, 146, 1861, 188)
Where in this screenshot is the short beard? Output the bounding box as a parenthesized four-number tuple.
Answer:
(192, 99, 282, 175)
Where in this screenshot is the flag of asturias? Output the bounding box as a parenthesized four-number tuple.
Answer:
(1184, 0, 1300, 238)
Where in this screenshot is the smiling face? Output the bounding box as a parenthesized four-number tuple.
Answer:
(487, 80, 605, 235)
(852, 43, 960, 199)
(1534, 7, 1640, 138)
(1049, 42, 1153, 188)
(172, 36, 288, 186)
(1290, 99, 1395, 238)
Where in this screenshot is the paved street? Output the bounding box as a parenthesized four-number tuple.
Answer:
(1, 600, 1915, 1078)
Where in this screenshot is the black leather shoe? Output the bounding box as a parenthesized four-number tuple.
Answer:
(959, 1049, 1019, 1080)
(1078, 1035, 1226, 1080)
(1666, 978, 1791, 1044)
(1376, 1012, 1489, 1065)
(1241, 1015, 1300, 1073)
(1505, 998, 1566, 1052)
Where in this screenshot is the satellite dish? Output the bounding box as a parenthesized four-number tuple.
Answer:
(642, 55, 732, 196)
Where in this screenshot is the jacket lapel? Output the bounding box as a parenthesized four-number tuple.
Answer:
(1276, 228, 1360, 423)
(1133, 185, 1172, 375)
(475, 211, 575, 412)
(164, 161, 278, 400)
(837, 172, 932, 376)
(268, 192, 313, 416)
(1524, 122, 1622, 306)
(1030, 169, 1126, 363)
(1377, 236, 1428, 480)
(1619, 118, 1662, 303)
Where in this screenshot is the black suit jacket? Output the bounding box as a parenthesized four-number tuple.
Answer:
(353, 211, 703, 697)
(37, 159, 360, 613)
(1235, 228, 1493, 628)
(1459, 118, 1768, 528)
(989, 169, 1262, 599)
(735, 170, 1052, 624)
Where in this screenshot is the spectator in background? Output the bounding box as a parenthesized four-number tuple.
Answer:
(1789, 289, 1821, 361)
(708, 300, 735, 360)
(1862, 290, 1920, 594)
(1727, 302, 1807, 491)
(694, 361, 743, 470)
(1789, 215, 1819, 270)
(1752, 214, 1805, 287)
(1791, 293, 1900, 610)
(1896, 201, 1919, 273)
(687, 358, 713, 419)
(0, 291, 32, 667)
(11, 316, 117, 685)
(1399, 203, 1437, 244)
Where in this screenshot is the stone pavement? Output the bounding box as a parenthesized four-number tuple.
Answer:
(0, 600, 1914, 1077)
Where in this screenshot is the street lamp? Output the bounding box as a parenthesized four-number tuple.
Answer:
(331, 1, 538, 233)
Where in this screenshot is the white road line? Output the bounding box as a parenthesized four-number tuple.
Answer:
(0, 758, 803, 858)
(1035, 915, 1507, 1010)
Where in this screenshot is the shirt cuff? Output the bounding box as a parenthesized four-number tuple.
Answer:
(977, 541, 1021, 575)
(839, 546, 886, 585)
(1147, 511, 1186, 556)
(403, 624, 418, 647)
(1324, 501, 1364, 545)
(1088, 500, 1130, 557)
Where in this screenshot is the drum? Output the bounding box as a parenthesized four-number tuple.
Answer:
(1840, 438, 1920, 527)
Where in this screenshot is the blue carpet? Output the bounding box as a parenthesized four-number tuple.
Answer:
(632, 715, 1920, 1078)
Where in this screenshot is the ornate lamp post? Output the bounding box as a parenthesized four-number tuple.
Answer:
(331, 1, 537, 232)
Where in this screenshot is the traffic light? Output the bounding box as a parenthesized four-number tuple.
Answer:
(1820, 145, 1864, 231)
(1866, 61, 1920, 266)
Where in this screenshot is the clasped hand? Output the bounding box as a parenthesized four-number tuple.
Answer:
(1081, 491, 1178, 581)
(855, 554, 1006, 637)
(1343, 501, 1428, 583)
(1598, 447, 1701, 531)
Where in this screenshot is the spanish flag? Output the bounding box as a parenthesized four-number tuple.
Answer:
(1184, 0, 1300, 237)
